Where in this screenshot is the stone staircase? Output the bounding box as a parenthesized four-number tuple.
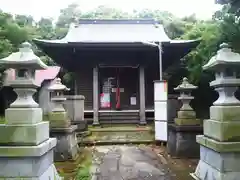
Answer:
(99, 111, 140, 124)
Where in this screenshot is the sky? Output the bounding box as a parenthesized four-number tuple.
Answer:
(0, 0, 222, 21)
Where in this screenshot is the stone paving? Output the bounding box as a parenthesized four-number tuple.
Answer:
(90, 145, 174, 180)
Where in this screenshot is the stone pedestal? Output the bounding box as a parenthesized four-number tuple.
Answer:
(168, 124, 202, 158)
(192, 43, 240, 180)
(167, 77, 202, 158)
(0, 42, 61, 179)
(64, 95, 87, 131)
(48, 78, 79, 162)
(50, 126, 79, 161)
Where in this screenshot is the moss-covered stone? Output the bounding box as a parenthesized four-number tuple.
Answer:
(204, 119, 240, 141)
(0, 138, 57, 157)
(177, 110, 196, 119)
(210, 106, 240, 122)
(48, 112, 68, 121)
(0, 122, 49, 145)
(197, 135, 240, 152)
(174, 118, 201, 126)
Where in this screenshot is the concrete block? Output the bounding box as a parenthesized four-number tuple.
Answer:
(0, 138, 57, 157)
(0, 122, 49, 145)
(204, 119, 240, 141)
(5, 108, 42, 124)
(193, 159, 240, 180)
(0, 149, 54, 177)
(175, 131, 200, 158)
(174, 118, 201, 126)
(200, 146, 240, 172)
(50, 125, 79, 161)
(196, 135, 240, 152)
(48, 111, 68, 121)
(50, 119, 71, 128)
(0, 163, 62, 180)
(210, 106, 240, 122)
(177, 110, 196, 119)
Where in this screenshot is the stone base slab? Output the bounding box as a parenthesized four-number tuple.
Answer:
(210, 105, 240, 122)
(50, 119, 71, 128)
(0, 138, 57, 157)
(197, 135, 240, 152)
(50, 126, 79, 161)
(174, 118, 201, 126)
(177, 110, 196, 119)
(48, 111, 68, 121)
(5, 108, 42, 124)
(50, 125, 77, 134)
(192, 159, 240, 180)
(200, 145, 240, 172)
(167, 124, 202, 158)
(0, 122, 49, 145)
(0, 164, 62, 180)
(204, 119, 240, 141)
(0, 149, 54, 177)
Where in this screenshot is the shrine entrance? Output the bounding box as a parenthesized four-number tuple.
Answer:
(99, 66, 139, 110)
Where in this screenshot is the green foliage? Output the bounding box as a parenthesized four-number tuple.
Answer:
(0, 2, 239, 88)
(181, 21, 223, 83)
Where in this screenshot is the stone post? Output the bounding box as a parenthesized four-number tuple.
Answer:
(191, 43, 240, 180)
(0, 42, 61, 179)
(64, 95, 87, 131)
(48, 78, 79, 162)
(167, 77, 202, 158)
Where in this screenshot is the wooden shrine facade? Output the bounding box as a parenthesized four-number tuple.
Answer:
(33, 19, 200, 125)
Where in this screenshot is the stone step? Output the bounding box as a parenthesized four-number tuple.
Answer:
(99, 119, 140, 124)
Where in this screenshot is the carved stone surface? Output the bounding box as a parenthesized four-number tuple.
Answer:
(0, 42, 61, 179)
(167, 77, 202, 158)
(48, 78, 79, 161)
(192, 43, 240, 180)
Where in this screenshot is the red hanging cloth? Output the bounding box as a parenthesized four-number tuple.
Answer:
(116, 69, 121, 109)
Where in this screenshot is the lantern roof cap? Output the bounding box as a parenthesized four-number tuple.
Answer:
(0, 42, 48, 70)
(174, 77, 197, 91)
(48, 78, 70, 91)
(203, 43, 240, 70)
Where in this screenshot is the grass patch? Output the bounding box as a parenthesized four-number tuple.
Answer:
(0, 116, 5, 124)
(75, 148, 92, 180)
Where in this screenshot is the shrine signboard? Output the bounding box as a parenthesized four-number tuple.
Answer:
(154, 80, 168, 142)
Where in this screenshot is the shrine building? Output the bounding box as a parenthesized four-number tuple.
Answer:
(33, 19, 200, 125)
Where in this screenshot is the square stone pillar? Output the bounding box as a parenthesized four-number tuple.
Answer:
(64, 95, 87, 131)
(139, 66, 146, 125)
(192, 43, 240, 180)
(93, 66, 99, 125)
(0, 42, 61, 179)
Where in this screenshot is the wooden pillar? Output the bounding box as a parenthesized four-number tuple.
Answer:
(93, 66, 99, 125)
(139, 66, 146, 125)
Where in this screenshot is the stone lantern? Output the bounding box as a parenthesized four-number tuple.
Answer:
(167, 77, 202, 158)
(48, 78, 70, 112)
(192, 43, 240, 180)
(0, 42, 61, 179)
(48, 77, 79, 162)
(175, 77, 197, 112)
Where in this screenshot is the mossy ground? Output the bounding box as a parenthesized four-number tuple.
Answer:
(55, 148, 92, 180)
